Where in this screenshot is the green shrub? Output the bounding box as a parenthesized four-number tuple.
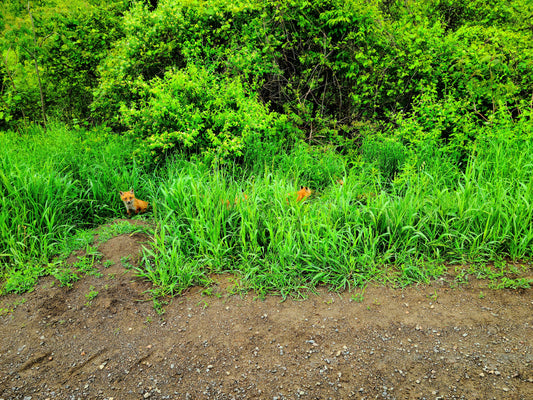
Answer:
(121, 65, 300, 168)
(39, 2, 126, 122)
(0, 0, 127, 128)
(91, 0, 267, 126)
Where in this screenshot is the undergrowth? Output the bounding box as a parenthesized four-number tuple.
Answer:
(1, 124, 532, 298)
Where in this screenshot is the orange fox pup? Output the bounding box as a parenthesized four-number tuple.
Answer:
(293, 186, 312, 202)
(287, 186, 312, 204)
(296, 186, 312, 201)
(119, 188, 149, 215)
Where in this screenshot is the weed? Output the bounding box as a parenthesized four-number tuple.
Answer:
(350, 284, 367, 303)
(121, 256, 134, 270)
(201, 287, 222, 298)
(351, 293, 365, 303)
(73, 256, 102, 278)
(51, 267, 80, 288)
(197, 299, 209, 309)
(0, 298, 26, 316)
(489, 277, 532, 290)
(84, 286, 99, 306)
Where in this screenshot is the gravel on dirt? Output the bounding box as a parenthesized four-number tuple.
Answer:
(1, 224, 532, 399)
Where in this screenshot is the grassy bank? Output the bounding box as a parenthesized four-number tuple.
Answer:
(0, 123, 140, 289)
(1, 124, 532, 296)
(141, 135, 533, 297)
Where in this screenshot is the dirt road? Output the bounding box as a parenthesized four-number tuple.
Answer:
(1, 229, 532, 399)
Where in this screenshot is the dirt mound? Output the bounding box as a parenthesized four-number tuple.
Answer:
(1, 222, 532, 399)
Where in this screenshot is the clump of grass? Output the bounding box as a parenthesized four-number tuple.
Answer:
(134, 133, 532, 298)
(2, 122, 532, 298)
(0, 122, 153, 294)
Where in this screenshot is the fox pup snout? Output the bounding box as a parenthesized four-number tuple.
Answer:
(119, 188, 149, 215)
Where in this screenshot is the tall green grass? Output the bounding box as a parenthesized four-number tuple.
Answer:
(0, 123, 142, 286)
(138, 135, 533, 297)
(1, 123, 531, 296)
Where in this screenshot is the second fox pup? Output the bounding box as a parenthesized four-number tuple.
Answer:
(287, 186, 312, 204)
(296, 186, 312, 202)
(119, 188, 149, 215)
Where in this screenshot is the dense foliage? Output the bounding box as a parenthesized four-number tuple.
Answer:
(1, 125, 531, 295)
(1, 1, 532, 295)
(2, 0, 532, 164)
(0, 0, 128, 125)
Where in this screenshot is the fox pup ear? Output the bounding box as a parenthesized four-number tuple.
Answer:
(300, 186, 304, 189)
(130, 188, 134, 194)
(119, 191, 124, 195)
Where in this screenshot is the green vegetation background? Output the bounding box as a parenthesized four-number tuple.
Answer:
(1, 0, 532, 297)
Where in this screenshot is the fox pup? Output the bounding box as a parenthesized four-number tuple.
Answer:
(287, 186, 312, 204)
(119, 188, 149, 215)
(296, 186, 312, 202)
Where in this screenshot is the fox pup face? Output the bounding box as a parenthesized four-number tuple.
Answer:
(120, 188, 135, 207)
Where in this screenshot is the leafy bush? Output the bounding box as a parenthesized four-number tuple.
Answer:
(393, 92, 477, 164)
(425, 0, 526, 31)
(0, 0, 128, 128)
(121, 65, 300, 167)
(91, 0, 268, 125)
(38, 2, 127, 123)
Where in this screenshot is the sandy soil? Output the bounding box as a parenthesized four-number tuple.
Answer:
(1, 221, 532, 399)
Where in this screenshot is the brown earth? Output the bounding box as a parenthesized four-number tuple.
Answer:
(0, 220, 532, 400)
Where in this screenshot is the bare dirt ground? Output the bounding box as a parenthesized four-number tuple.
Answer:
(1, 220, 532, 400)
